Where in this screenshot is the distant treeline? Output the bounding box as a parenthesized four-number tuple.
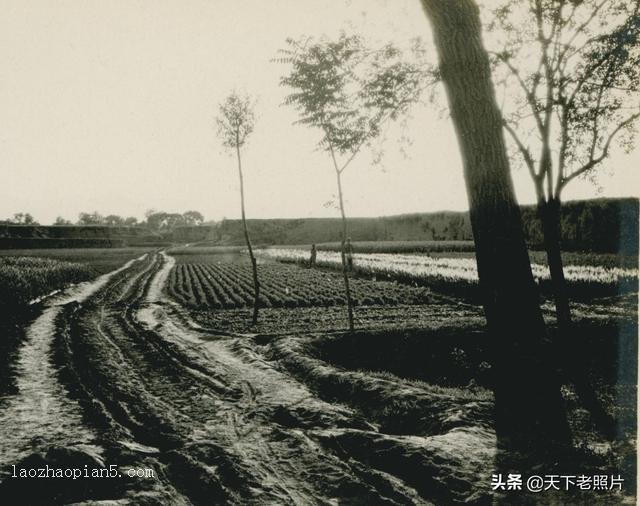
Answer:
(0, 198, 636, 253)
(0, 210, 206, 228)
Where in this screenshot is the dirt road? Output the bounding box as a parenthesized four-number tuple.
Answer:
(3, 252, 496, 504)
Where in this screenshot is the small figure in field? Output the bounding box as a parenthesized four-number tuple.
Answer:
(345, 237, 354, 272)
(309, 243, 317, 268)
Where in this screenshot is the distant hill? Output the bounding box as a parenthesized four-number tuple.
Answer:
(0, 197, 636, 253)
(0, 225, 166, 249)
(216, 198, 638, 254)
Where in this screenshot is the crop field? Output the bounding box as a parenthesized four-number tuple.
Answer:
(164, 247, 486, 334)
(167, 261, 436, 310)
(257, 248, 639, 301)
(0, 246, 635, 504)
(0, 257, 94, 311)
(264, 239, 640, 265)
(424, 250, 639, 269)
(0, 246, 156, 274)
(268, 240, 476, 254)
(162, 245, 639, 334)
(164, 246, 638, 337)
(0, 247, 155, 312)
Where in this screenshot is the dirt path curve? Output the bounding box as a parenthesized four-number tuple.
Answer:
(57, 251, 432, 504)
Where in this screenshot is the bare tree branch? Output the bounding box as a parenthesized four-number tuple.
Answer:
(557, 0, 609, 66)
(503, 119, 538, 181)
(587, 58, 618, 162)
(494, 52, 546, 134)
(561, 111, 640, 188)
(554, 102, 570, 200)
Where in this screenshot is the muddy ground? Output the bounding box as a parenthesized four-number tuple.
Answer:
(0, 251, 636, 504)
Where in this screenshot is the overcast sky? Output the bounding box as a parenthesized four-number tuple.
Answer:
(0, 0, 637, 225)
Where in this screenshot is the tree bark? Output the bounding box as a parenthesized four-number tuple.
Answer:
(236, 144, 260, 325)
(335, 169, 355, 331)
(420, 0, 570, 465)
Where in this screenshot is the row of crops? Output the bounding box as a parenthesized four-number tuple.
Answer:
(166, 262, 434, 310)
(257, 248, 639, 301)
(0, 256, 95, 311)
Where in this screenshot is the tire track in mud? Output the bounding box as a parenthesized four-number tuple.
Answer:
(55, 251, 497, 504)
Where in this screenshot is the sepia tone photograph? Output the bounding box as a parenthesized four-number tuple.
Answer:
(0, 0, 638, 504)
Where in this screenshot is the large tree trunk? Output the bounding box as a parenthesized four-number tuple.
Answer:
(335, 170, 355, 331)
(236, 145, 260, 325)
(420, 0, 570, 465)
(539, 198, 571, 327)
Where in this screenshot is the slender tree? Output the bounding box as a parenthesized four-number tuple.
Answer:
(216, 91, 261, 325)
(419, 0, 570, 466)
(486, 0, 640, 328)
(278, 34, 429, 331)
